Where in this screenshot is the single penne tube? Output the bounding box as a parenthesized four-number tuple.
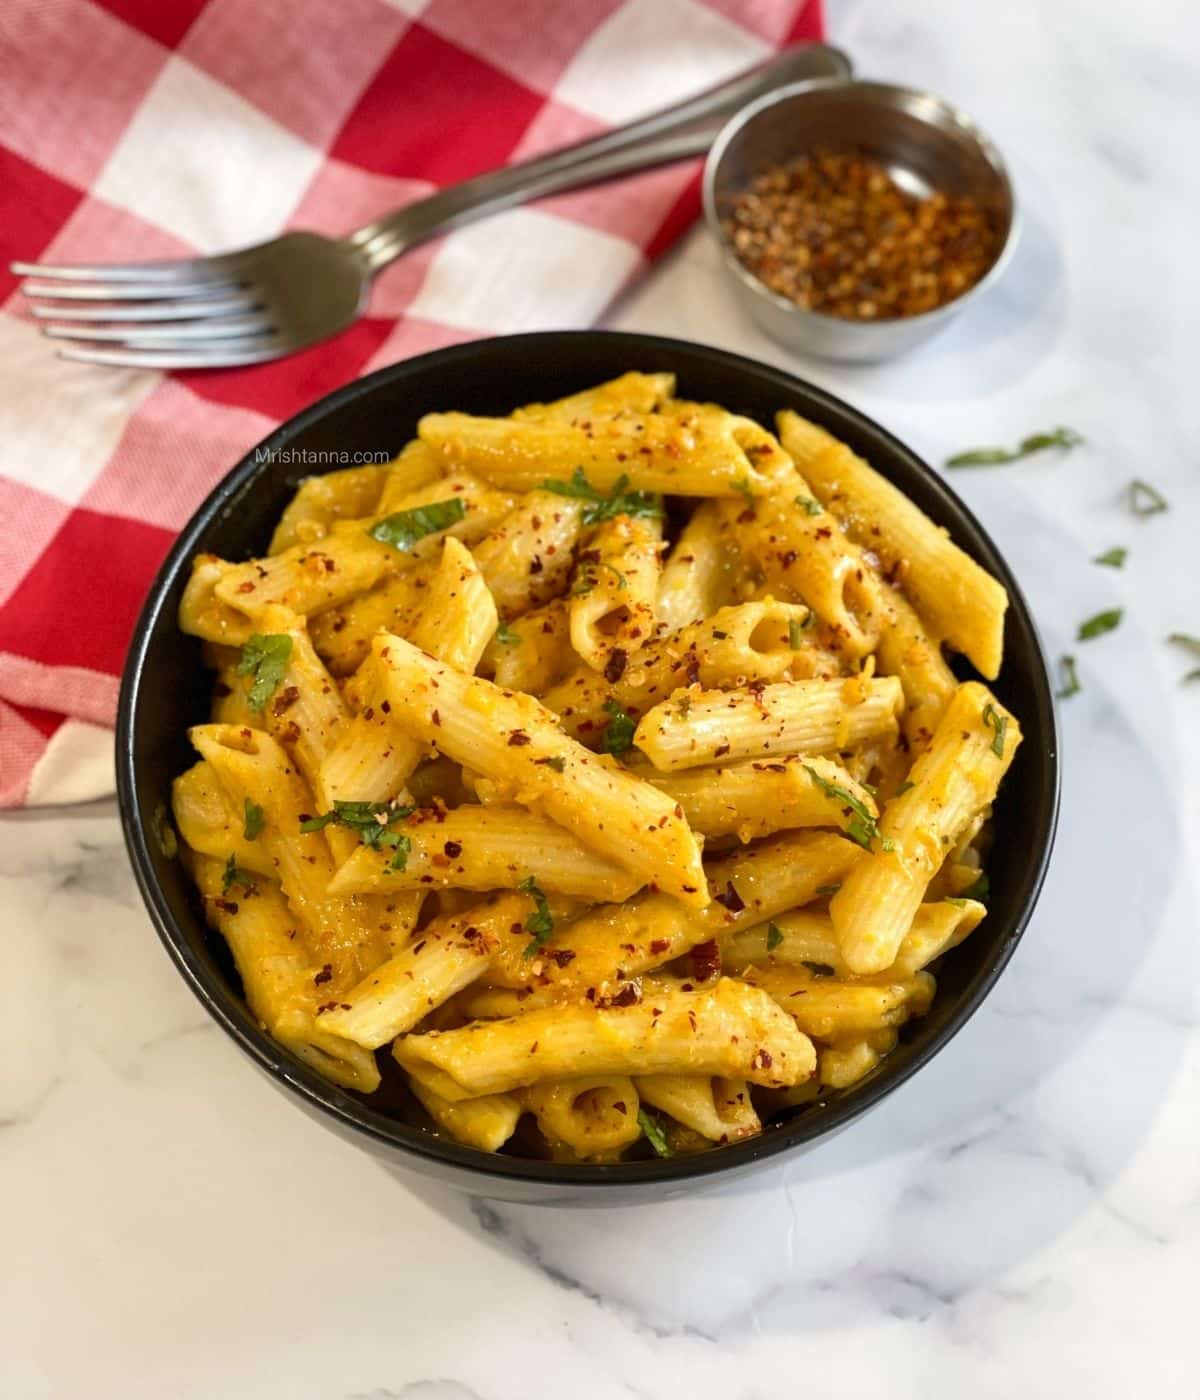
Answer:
(317, 893, 527, 1049)
(513, 371, 675, 423)
(520, 1076, 642, 1157)
(743, 964, 934, 1039)
(636, 1074, 760, 1143)
(375, 439, 442, 513)
(188, 853, 380, 1093)
(721, 899, 984, 978)
(471, 492, 585, 615)
(328, 805, 643, 902)
(540, 600, 813, 743)
(875, 583, 957, 752)
(634, 674, 904, 771)
(268, 464, 388, 553)
(172, 759, 277, 878)
(487, 830, 862, 995)
(832, 681, 1021, 974)
(818, 1038, 885, 1089)
(777, 410, 1009, 679)
(409, 536, 499, 673)
(477, 600, 573, 695)
(186, 724, 386, 983)
(717, 455, 886, 659)
(371, 632, 707, 904)
(632, 754, 878, 844)
(179, 554, 258, 647)
(418, 407, 774, 496)
(569, 513, 663, 671)
(655, 502, 741, 630)
(394, 977, 816, 1097)
(408, 1075, 523, 1153)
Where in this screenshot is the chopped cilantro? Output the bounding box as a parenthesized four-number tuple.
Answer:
(299, 800, 413, 854)
(803, 765, 883, 850)
(946, 427, 1083, 468)
(1093, 546, 1127, 569)
(1057, 653, 1081, 699)
(494, 619, 520, 646)
(794, 494, 823, 516)
(1077, 608, 1123, 642)
(638, 1107, 672, 1158)
(982, 701, 1007, 757)
(540, 467, 662, 526)
(242, 798, 264, 840)
(599, 698, 636, 756)
(732, 476, 756, 506)
(766, 922, 784, 953)
(1129, 479, 1168, 517)
(221, 854, 254, 896)
(519, 876, 555, 957)
(571, 558, 628, 595)
(1167, 633, 1200, 684)
(369, 497, 466, 551)
(962, 872, 990, 903)
(236, 633, 292, 712)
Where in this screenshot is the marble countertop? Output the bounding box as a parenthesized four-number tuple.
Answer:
(5, 0, 1200, 1395)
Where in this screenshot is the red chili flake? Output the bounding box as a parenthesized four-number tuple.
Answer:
(648, 939, 671, 956)
(529, 555, 544, 575)
(235, 580, 256, 594)
(737, 508, 756, 524)
(529, 1041, 539, 1054)
(604, 648, 628, 683)
(687, 1010, 698, 1032)
(279, 720, 302, 744)
(431, 709, 441, 727)
(272, 686, 300, 717)
(685, 655, 702, 685)
(213, 898, 238, 915)
(316, 1002, 339, 1015)
(681, 981, 695, 992)
(713, 883, 745, 914)
(443, 840, 463, 858)
(608, 983, 640, 1008)
(363, 707, 375, 721)
(507, 730, 532, 746)
(463, 926, 481, 942)
(752, 1047, 773, 1070)
(314, 964, 333, 986)
(380, 699, 392, 714)
(815, 526, 833, 540)
(690, 939, 721, 980)
(613, 1100, 628, 1114)
(713, 742, 731, 759)
(585, 987, 597, 1002)
(551, 949, 576, 968)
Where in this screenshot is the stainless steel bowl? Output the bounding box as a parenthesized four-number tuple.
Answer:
(703, 79, 1018, 362)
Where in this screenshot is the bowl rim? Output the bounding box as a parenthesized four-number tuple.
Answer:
(117, 329, 1059, 1190)
(701, 76, 1020, 332)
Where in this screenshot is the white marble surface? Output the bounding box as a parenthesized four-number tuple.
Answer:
(5, 0, 1200, 1395)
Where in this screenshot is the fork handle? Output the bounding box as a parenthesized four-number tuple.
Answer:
(348, 43, 851, 273)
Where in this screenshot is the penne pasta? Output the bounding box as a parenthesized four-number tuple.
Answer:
(520, 1076, 642, 1157)
(636, 1075, 760, 1143)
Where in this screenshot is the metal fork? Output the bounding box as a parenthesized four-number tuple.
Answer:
(11, 45, 849, 371)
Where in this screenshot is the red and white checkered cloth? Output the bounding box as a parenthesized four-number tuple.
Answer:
(0, 0, 822, 807)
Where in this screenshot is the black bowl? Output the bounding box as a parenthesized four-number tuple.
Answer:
(117, 331, 1059, 1204)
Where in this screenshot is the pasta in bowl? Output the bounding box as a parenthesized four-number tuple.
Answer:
(164, 363, 1028, 1167)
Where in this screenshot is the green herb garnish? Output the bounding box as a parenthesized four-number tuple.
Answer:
(1057, 653, 1081, 699)
(766, 922, 784, 953)
(732, 476, 756, 506)
(1093, 547, 1127, 569)
(1129, 479, 1168, 517)
(494, 620, 520, 646)
(788, 618, 808, 648)
(897, 779, 916, 795)
(794, 494, 823, 516)
(815, 883, 842, 897)
(242, 798, 264, 840)
(535, 756, 567, 772)
(300, 800, 413, 854)
(599, 699, 636, 756)
(236, 633, 292, 712)
(946, 427, 1083, 468)
(803, 765, 883, 850)
(982, 702, 1007, 757)
(1167, 633, 1200, 684)
(520, 876, 555, 957)
(369, 497, 467, 551)
(540, 468, 662, 526)
(221, 854, 254, 896)
(1077, 608, 1123, 642)
(638, 1108, 672, 1158)
(571, 559, 627, 596)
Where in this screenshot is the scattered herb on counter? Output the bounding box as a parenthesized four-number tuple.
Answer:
(795, 494, 823, 516)
(982, 701, 1008, 757)
(1078, 608, 1123, 641)
(540, 468, 662, 525)
(766, 922, 784, 953)
(946, 427, 1083, 469)
(237, 633, 292, 711)
(242, 798, 265, 840)
(638, 1107, 672, 1158)
(369, 497, 467, 551)
(494, 620, 520, 646)
(803, 765, 884, 851)
(1056, 654, 1082, 699)
(520, 876, 554, 957)
(1129, 479, 1168, 517)
(599, 698, 636, 756)
(1167, 633, 1200, 683)
(1093, 546, 1127, 569)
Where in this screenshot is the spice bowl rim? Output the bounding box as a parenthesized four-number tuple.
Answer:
(701, 76, 1020, 344)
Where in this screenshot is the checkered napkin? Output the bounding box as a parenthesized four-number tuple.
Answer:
(0, 0, 822, 806)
